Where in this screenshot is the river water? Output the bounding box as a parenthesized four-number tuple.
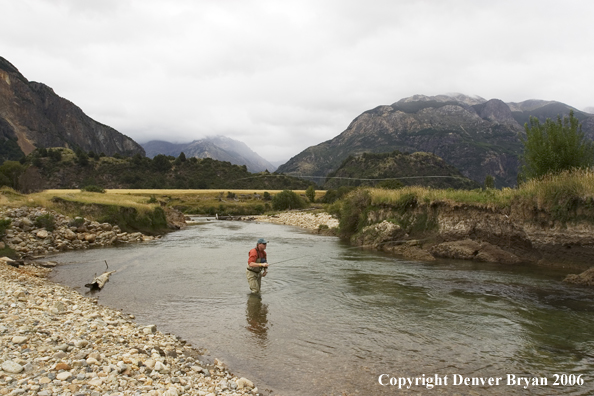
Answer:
(48, 219, 594, 395)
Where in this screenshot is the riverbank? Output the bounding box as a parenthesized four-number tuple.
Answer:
(252, 209, 594, 286)
(0, 258, 259, 396)
(253, 212, 338, 233)
(0, 206, 161, 260)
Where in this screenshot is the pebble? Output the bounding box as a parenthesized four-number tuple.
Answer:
(0, 260, 259, 395)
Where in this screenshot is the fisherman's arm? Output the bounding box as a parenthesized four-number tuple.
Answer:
(248, 251, 269, 269)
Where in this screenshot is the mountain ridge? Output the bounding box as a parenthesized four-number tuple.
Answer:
(277, 93, 594, 187)
(0, 56, 144, 163)
(141, 136, 276, 173)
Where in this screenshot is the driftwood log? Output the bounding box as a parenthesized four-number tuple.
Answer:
(85, 271, 116, 289)
(85, 261, 115, 290)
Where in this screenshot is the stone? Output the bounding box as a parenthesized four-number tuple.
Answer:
(11, 335, 28, 344)
(56, 372, 73, 381)
(88, 378, 103, 386)
(63, 229, 77, 240)
(86, 357, 99, 365)
(236, 377, 254, 389)
(55, 362, 71, 371)
(1, 360, 24, 374)
(564, 267, 594, 286)
(143, 324, 157, 334)
(36, 230, 49, 239)
(73, 339, 89, 348)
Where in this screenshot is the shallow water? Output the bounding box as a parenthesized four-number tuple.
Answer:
(49, 219, 594, 395)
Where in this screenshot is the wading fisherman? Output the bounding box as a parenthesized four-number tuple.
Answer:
(246, 238, 269, 294)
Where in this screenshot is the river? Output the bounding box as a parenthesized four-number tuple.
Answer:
(48, 218, 594, 395)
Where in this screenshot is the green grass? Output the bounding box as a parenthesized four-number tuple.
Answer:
(366, 169, 594, 223)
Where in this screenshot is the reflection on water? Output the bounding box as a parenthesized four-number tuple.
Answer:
(246, 294, 269, 344)
(48, 219, 594, 396)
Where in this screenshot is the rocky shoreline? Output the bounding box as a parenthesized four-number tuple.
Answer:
(0, 207, 260, 395)
(252, 212, 339, 232)
(0, 259, 259, 396)
(1, 207, 160, 260)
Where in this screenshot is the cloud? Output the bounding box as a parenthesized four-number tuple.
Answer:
(1, 0, 593, 162)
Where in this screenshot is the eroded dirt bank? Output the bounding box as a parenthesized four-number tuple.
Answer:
(253, 206, 594, 286)
(354, 200, 594, 285)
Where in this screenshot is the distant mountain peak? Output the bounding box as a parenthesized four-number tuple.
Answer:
(141, 136, 276, 173)
(397, 93, 486, 106)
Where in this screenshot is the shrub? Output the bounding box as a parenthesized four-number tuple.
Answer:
(306, 185, 316, 202)
(377, 180, 404, 189)
(68, 217, 85, 228)
(35, 214, 55, 231)
(0, 218, 11, 236)
(337, 189, 371, 238)
(81, 185, 106, 193)
(272, 190, 307, 211)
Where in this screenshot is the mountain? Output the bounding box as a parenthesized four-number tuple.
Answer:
(141, 136, 276, 173)
(277, 94, 594, 187)
(0, 56, 144, 164)
(324, 151, 480, 190)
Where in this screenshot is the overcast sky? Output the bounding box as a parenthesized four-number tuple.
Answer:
(1, 0, 593, 163)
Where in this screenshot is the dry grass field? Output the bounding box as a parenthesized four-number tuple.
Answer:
(0, 188, 327, 216)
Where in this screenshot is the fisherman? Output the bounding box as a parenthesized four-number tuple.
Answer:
(246, 238, 269, 294)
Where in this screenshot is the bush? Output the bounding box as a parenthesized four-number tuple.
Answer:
(520, 110, 594, 180)
(0, 218, 11, 236)
(377, 180, 404, 189)
(0, 161, 25, 190)
(272, 190, 307, 211)
(338, 189, 371, 238)
(68, 217, 85, 228)
(321, 186, 356, 204)
(306, 185, 316, 202)
(35, 214, 55, 231)
(81, 185, 106, 193)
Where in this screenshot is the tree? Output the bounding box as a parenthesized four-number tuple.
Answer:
(0, 161, 25, 190)
(152, 154, 172, 172)
(271, 190, 307, 210)
(305, 185, 316, 202)
(174, 152, 186, 165)
(484, 175, 494, 189)
(520, 111, 594, 180)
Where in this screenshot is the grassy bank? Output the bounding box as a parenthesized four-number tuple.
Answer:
(0, 188, 327, 232)
(369, 169, 594, 212)
(331, 169, 594, 238)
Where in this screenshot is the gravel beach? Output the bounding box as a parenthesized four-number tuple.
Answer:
(0, 259, 259, 396)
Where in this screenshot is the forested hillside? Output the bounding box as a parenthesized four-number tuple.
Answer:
(7, 148, 313, 192)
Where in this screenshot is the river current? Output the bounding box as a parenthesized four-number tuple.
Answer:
(48, 218, 594, 395)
